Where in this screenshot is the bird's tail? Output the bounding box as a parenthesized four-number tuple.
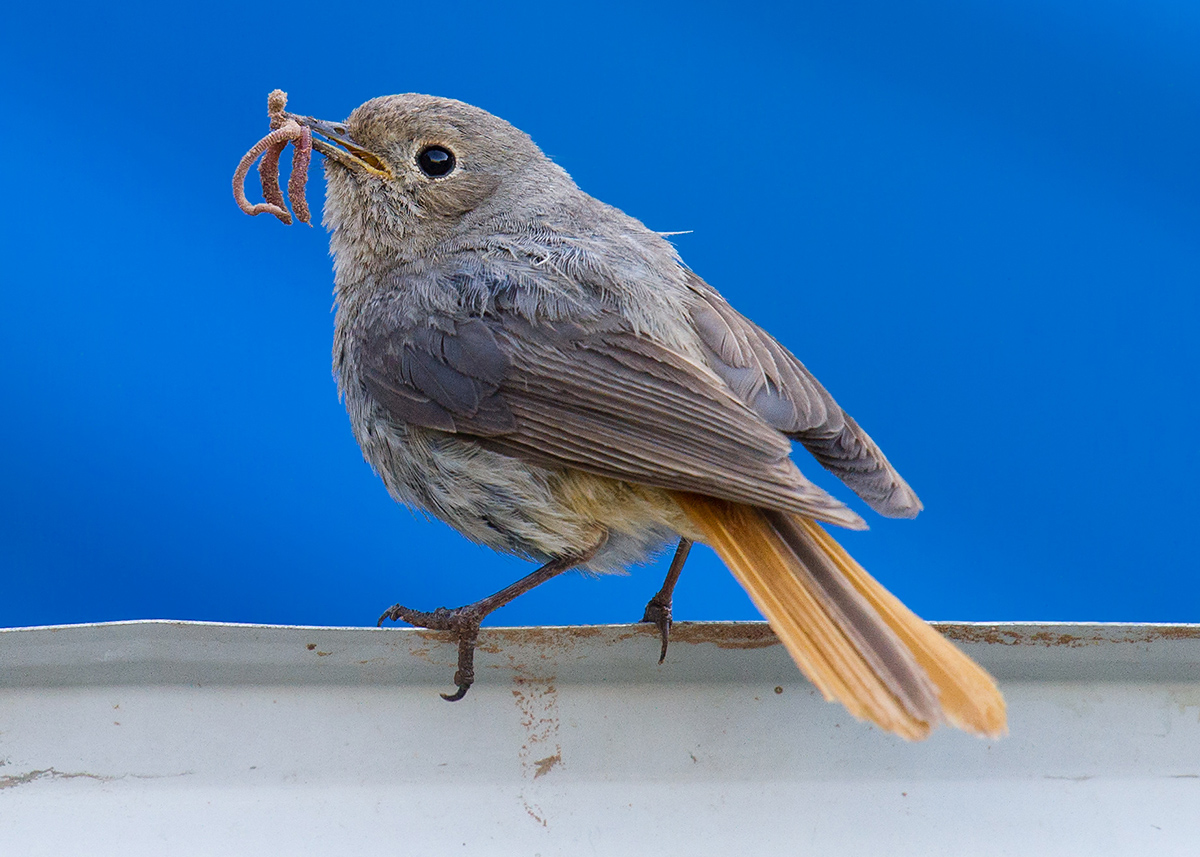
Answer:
(673, 493, 1007, 740)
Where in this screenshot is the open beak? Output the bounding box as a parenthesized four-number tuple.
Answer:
(290, 115, 391, 178)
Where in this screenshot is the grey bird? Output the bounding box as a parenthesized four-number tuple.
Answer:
(240, 92, 1006, 740)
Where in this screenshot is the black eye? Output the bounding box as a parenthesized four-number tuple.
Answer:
(417, 145, 456, 177)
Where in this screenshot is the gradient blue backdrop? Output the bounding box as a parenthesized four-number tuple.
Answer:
(2, 1, 1197, 630)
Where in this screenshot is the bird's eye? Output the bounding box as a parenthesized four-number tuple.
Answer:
(417, 145, 456, 177)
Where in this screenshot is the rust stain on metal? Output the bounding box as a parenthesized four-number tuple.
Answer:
(377, 620, 1200, 650)
(511, 675, 562, 827)
(532, 752, 562, 779)
(488, 625, 617, 649)
(411, 629, 456, 645)
(1146, 625, 1200, 641)
(935, 625, 1036, 646)
(936, 626, 1095, 647)
(936, 623, 1200, 647)
(402, 635, 448, 664)
(386, 621, 1200, 667)
(478, 622, 782, 652)
(511, 678, 561, 746)
(375, 621, 1200, 700)
(0, 768, 113, 790)
(670, 622, 780, 650)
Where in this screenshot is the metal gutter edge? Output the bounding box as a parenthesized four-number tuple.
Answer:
(1, 621, 1198, 855)
(1, 619, 1197, 687)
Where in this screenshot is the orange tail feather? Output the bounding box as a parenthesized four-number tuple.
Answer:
(674, 493, 1006, 740)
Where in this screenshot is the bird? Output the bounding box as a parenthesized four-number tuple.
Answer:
(264, 92, 1006, 740)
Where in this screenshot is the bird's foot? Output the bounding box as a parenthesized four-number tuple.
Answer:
(374, 540, 605, 702)
(640, 595, 672, 664)
(378, 603, 482, 701)
(638, 537, 692, 664)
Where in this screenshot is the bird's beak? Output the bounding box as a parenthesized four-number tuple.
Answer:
(292, 115, 391, 179)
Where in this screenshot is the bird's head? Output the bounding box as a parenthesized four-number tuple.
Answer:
(294, 94, 570, 264)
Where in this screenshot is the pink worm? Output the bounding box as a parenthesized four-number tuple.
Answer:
(232, 119, 309, 225)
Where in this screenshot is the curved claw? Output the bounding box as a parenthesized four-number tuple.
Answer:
(377, 604, 400, 627)
(371, 545, 600, 702)
(641, 599, 672, 664)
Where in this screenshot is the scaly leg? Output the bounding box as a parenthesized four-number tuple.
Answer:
(640, 537, 693, 664)
(378, 534, 606, 701)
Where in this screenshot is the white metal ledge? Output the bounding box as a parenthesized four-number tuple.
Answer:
(1, 620, 1198, 855)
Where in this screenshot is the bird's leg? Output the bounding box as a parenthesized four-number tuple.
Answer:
(378, 533, 607, 702)
(641, 537, 693, 664)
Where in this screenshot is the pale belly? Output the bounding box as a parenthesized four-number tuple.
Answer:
(351, 412, 698, 573)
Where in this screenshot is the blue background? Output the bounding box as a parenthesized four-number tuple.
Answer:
(2, 1, 1197, 630)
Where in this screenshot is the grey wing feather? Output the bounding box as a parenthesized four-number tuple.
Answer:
(686, 273, 922, 519)
(362, 318, 517, 435)
(357, 312, 866, 529)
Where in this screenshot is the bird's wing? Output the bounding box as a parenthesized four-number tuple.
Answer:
(356, 311, 866, 529)
(686, 273, 922, 518)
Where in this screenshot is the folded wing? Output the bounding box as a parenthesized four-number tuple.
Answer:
(356, 311, 866, 529)
(687, 273, 922, 518)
